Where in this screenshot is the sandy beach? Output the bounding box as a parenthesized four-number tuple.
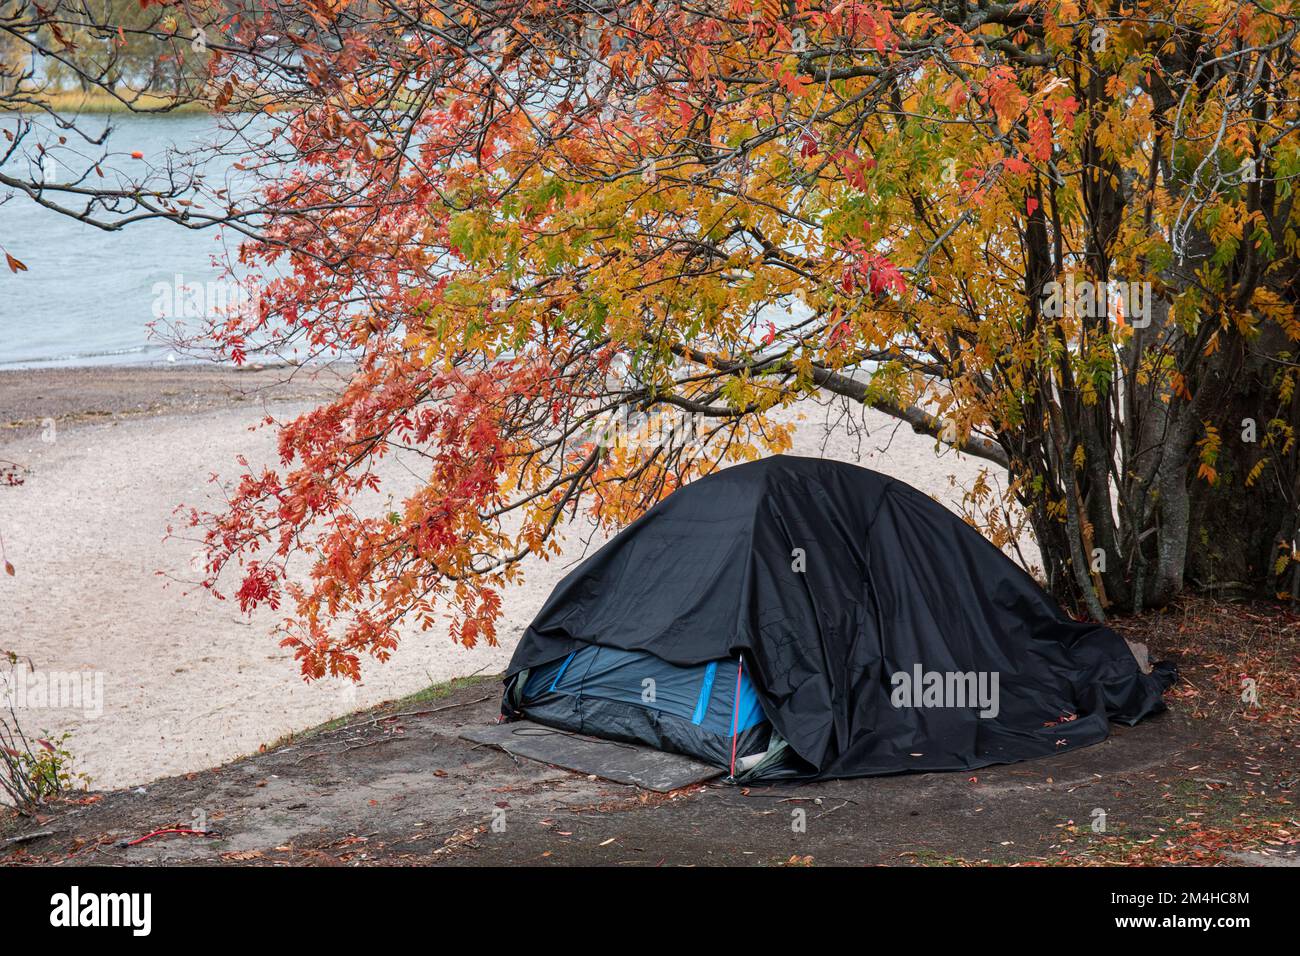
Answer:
(0, 364, 1023, 789)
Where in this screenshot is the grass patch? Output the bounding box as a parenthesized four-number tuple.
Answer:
(261, 673, 501, 752)
(1056, 815, 1299, 865)
(896, 849, 1005, 866)
(5, 88, 211, 114)
(1041, 777, 1297, 865)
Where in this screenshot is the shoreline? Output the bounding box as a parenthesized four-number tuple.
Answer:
(0, 362, 350, 432)
(3, 90, 211, 115)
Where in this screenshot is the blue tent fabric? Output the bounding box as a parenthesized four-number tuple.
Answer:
(521, 646, 763, 736)
(511, 644, 770, 769)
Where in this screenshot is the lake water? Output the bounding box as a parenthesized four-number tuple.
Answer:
(0, 114, 258, 369)
(1, 113, 810, 371)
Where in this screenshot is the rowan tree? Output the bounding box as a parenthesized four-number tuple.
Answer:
(13, 1, 1300, 678)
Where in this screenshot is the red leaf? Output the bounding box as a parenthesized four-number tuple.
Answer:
(1026, 197, 1039, 217)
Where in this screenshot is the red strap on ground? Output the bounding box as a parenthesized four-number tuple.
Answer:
(123, 828, 214, 847)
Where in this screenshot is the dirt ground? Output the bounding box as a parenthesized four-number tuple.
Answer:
(3, 601, 1296, 867)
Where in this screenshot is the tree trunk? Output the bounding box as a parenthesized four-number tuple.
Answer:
(1186, 322, 1300, 599)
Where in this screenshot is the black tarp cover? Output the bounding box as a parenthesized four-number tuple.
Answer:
(505, 455, 1173, 780)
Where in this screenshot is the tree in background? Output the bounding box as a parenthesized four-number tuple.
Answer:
(6, 2, 1300, 679)
(0, 1, 206, 103)
(33, 1, 207, 95)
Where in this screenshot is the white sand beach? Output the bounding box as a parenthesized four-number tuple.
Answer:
(0, 369, 1026, 789)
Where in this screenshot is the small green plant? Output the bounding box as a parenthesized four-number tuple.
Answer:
(0, 651, 90, 814)
(26, 731, 83, 792)
(0, 718, 89, 815)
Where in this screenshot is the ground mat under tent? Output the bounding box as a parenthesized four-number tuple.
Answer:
(460, 721, 724, 792)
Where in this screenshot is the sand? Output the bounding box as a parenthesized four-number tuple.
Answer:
(0, 367, 1026, 789)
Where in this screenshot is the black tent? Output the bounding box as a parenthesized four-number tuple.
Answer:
(502, 455, 1174, 781)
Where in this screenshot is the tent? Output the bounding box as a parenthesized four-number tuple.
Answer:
(502, 455, 1174, 781)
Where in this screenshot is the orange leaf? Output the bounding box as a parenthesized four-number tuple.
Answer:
(5, 252, 27, 273)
